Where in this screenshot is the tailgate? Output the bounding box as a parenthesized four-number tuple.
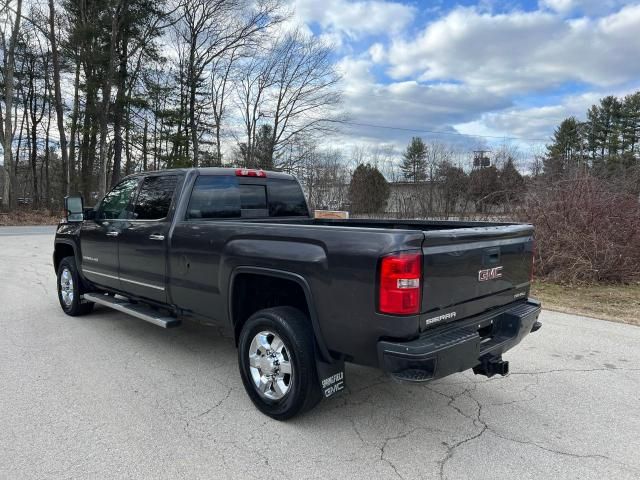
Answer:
(421, 224, 534, 326)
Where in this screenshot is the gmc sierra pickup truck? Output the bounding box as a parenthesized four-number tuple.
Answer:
(54, 167, 541, 419)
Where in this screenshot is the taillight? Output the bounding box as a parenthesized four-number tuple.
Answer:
(235, 168, 266, 177)
(379, 252, 422, 315)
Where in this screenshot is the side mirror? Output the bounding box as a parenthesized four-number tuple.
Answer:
(64, 195, 84, 222)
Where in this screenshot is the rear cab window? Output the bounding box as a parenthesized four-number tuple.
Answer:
(186, 175, 308, 220)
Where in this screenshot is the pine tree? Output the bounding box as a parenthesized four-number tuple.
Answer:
(499, 158, 525, 204)
(254, 125, 275, 170)
(349, 164, 390, 214)
(401, 137, 427, 182)
(544, 117, 583, 178)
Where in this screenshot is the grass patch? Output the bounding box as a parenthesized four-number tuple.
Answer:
(531, 281, 640, 326)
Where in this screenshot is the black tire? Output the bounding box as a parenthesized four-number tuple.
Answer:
(238, 306, 322, 420)
(57, 256, 94, 316)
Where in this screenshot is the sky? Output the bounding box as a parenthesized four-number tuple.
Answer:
(288, 0, 640, 154)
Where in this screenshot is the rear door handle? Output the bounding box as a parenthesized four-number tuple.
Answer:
(149, 234, 165, 241)
(106, 231, 119, 237)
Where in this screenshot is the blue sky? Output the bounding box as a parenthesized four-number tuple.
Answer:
(289, 0, 640, 152)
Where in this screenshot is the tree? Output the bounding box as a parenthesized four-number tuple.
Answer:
(544, 117, 583, 179)
(254, 124, 274, 170)
(349, 163, 389, 214)
(265, 29, 341, 166)
(236, 53, 277, 168)
(0, 0, 23, 209)
(174, 0, 283, 167)
(437, 161, 467, 217)
(48, 0, 70, 195)
(210, 47, 239, 165)
(468, 165, 500, 213)
(499, 157, 525, 205)
(400, 137, 427, 182)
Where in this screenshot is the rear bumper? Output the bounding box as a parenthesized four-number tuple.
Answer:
(377, 300, 542, 382)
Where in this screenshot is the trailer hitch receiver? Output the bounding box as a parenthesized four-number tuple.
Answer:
(473, 356, 509, 378)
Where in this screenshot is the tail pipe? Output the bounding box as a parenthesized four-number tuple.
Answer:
(473, 356, 509, 378)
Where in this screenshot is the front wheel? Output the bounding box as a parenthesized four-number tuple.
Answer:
(57, 256, 94, 316)
(238, 307, 321, 420)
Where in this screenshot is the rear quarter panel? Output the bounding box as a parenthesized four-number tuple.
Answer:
(168, 221, 424, 365)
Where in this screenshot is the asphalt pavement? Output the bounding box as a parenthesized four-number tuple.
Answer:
(1, 226, 639, 479)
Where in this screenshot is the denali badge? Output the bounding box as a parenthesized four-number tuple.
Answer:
(478, 266, 503, 282)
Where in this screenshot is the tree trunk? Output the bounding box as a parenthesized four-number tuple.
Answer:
(98, 5, 121, 198)
(124, 105, 131, 175)
(68, 56, 81, 193)
(142, 117, 148, 171)
(30, 114, 39, 209)
(111, 38, 128, 186)
(188, 38, 198, 167)
(48, 0, 70, 197)
(44, 100, 51, 209)
(2, 0, 23, 210)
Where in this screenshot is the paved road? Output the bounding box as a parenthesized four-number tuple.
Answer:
(0, 225, 57, 236)
(1, 228, 639, 480)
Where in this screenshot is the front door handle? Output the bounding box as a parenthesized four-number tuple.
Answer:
(106, 231, 119, 237)
(149, 234, 165, 241)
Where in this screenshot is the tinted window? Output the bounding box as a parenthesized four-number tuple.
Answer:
(99, 178, 139, 220)
(186, 176, 308, 220)
(187, 176, 240, 219)
(240, 185, 267, 209)
(267, 179, 308, 217)
(134, 176, 179, 220)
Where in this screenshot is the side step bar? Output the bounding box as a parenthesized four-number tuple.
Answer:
(83, 293, 181, 328)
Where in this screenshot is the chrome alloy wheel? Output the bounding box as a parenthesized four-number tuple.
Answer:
(60, 268, 74, 306)
(248, 330, 293, 400)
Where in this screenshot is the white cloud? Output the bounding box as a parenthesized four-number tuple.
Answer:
(539, 0, 632, 16)
(290, 0, 416, 40)
(456, 85, 640, 146)
(335, 56, 512, 147)
(385, 4, 640, 94)
(368, 42, 385, 63)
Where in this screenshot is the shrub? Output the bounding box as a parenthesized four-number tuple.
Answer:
(522, 174, 640, 283)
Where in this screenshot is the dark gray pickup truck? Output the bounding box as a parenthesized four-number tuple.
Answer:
(54, 167, 541, 419)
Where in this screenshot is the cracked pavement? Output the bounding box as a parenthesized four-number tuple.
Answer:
(1, 226, 639, 479)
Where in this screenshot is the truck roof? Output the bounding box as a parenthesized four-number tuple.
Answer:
(124, 167, 296, 181)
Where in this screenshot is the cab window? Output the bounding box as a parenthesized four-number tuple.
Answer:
(133, 175, 179, 220)
(98, 178, 140, 220)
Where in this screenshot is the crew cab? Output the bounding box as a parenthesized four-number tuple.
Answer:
(54, 167, 541, 419)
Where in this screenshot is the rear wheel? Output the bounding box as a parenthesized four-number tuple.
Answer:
(238, 307, 321, 420)
(57, 256, 94, 316)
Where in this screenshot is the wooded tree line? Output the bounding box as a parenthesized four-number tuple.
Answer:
(544, 91, 640, 190)
(0, 0, 341, 210)
(529, 93, 640, 283)
(341, 138, 526, 218)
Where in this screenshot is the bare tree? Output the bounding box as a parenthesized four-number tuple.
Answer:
(97, 0, 123, 198)
(210, 47, 239, 165)
(47, 0, 69, 195)
(0, 0, 23, 209)
(266, 29, 341, 166)
(175, 0, 284, 166)
(235, 53, 277, 167)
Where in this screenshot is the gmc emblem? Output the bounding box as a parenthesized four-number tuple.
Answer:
(478, 266, 503, 282)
